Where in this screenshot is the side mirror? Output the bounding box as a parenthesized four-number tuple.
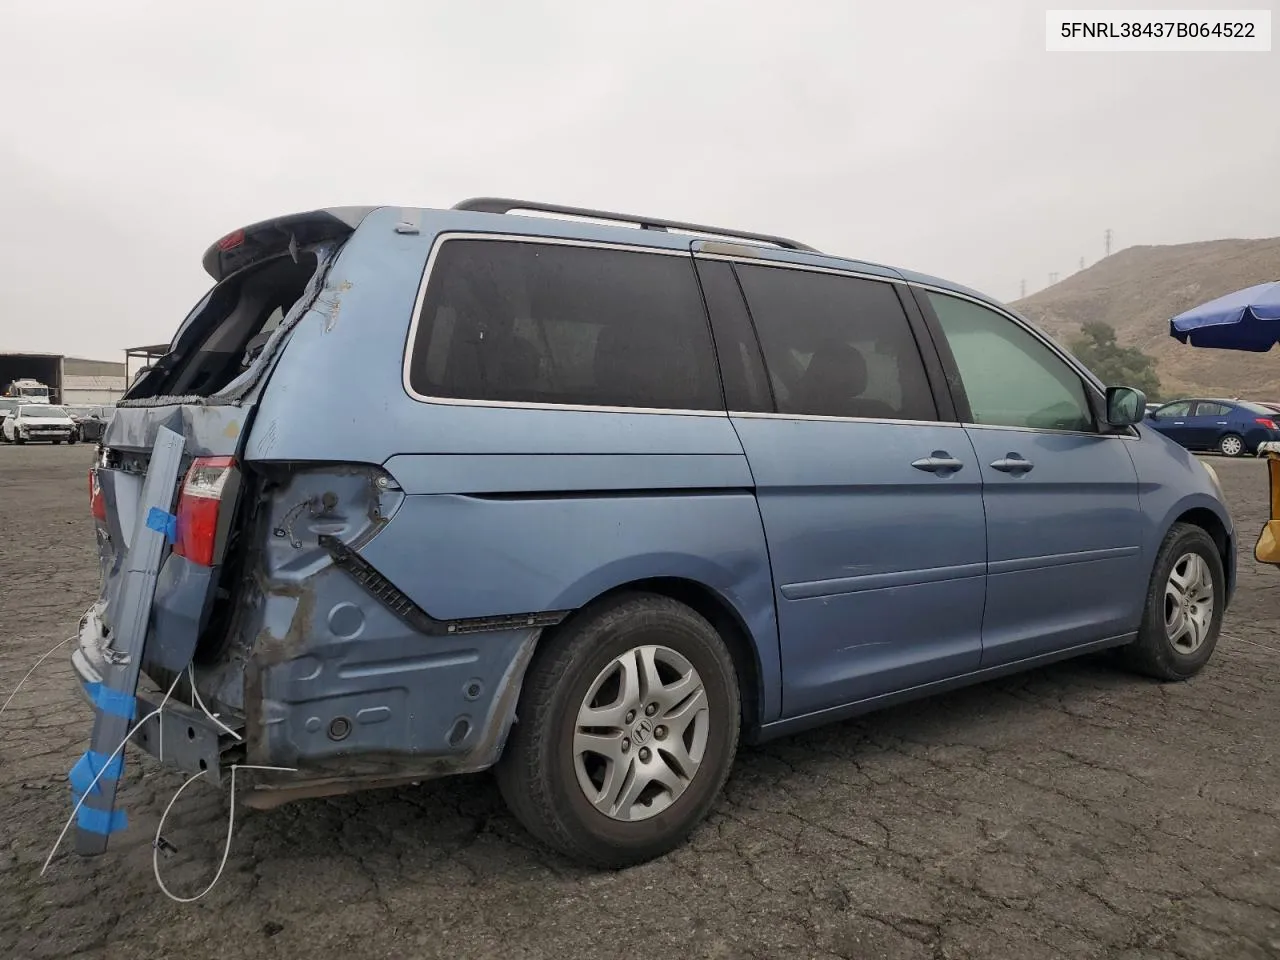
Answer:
(1105, 386, 1146, 426)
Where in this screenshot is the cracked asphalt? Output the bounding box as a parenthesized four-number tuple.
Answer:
(2, 443, 1279, 960)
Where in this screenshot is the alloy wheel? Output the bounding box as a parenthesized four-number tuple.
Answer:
(1164, 552, 1215, 654)
(573, 644, 710, 822)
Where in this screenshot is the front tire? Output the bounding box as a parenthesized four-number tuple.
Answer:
(495, 593, 741, 868)
(1218, 433, 1245, 457)
(1122, 523, 1224, 681)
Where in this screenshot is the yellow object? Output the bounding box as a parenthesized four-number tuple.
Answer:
(1255, 448, 1280, 565)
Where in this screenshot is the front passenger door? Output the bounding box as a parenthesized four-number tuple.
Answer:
(919, 291, 1146, 665)
(1150, 401, 1194, 447)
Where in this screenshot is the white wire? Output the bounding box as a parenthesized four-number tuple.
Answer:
(149, 661, 283, 903)
(41, 636, 274, 902)
(186, 664, 242, 741)
(0, 636, 75, 719)
(40, 669, 184, 876)
(151, 762, 295, 904)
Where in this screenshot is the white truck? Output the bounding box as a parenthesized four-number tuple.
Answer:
(3, 378, 52, 403)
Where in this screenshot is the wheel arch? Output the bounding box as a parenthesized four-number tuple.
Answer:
(537, 577, 767, 738)
(1169, 505, 1235, 602)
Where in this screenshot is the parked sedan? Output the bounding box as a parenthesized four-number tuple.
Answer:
(1145, 398, 1280, 456)
(65, 404, 114, 443)
(1, 404, 77, 444)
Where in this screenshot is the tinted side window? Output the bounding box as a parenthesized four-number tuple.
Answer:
(1196, 402, 1231, 417)
(927, 292, 1095, 432)
(735, 264, 937, 421)
(407, 240, 722, 411)
(694, 260, 771, 412)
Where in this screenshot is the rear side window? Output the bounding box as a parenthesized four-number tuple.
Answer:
(694, 259, 772, 413)
(734, 264, 937, 421)
(1196, 401, 1232, 417)
(407, 239, 722, 411)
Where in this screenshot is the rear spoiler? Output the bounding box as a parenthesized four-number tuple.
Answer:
(201, 207, 380, 281)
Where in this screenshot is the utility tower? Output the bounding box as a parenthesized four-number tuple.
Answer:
(1105, 228, 1112, 257)
(1049, 272, 1059, 285)
(1020, 279, 1026, 299)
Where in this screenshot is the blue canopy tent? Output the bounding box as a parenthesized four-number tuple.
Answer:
(1169, 279, 1280, 565)
(1169, 280, 1280, 351)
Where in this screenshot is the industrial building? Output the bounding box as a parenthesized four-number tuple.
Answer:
(0, 353, 129, 405)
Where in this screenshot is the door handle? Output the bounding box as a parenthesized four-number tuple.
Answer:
(911, 452, 964, 474)
(991, 455, 1034, 475)
(1174, 421, 1185, 425)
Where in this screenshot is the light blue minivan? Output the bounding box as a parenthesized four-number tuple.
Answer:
(75, 199, 1234, 867)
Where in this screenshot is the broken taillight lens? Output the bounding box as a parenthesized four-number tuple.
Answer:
(1256, 418, 1277, 431)
(174, 456, 238, 567)
(89, 468, 106, 522)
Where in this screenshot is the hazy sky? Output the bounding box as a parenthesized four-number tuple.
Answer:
(1, 1, 1277, 360)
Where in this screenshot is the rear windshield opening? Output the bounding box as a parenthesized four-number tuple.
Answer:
(130, 252, 318, 400)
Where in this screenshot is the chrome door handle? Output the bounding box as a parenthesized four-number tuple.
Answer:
(991, 455, 1034, 475)
(911, 453, 964, 474)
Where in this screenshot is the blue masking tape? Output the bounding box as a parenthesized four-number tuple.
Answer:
(82, 682, 137, 720)
(90, 686, 137, 721)
(145, 506, 177, 544)
(68, 751, 124, 796)
(71, 791, 128, 836)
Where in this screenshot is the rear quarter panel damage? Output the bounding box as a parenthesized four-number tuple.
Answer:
(226, 208, 784, 792)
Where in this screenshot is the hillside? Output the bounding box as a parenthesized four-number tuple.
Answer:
(1011, 237, 1280, 399)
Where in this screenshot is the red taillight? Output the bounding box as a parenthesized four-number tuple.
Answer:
(89, 468, 106, 522)
(173, 456, 237, 567)
(1257, 418, 1278, 430)
(216, 229, 245, 252)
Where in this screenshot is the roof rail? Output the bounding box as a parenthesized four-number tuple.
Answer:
(452, 197, 818, 253)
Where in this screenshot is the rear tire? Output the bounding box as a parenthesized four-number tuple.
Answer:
(14, 435, 25, 445)
(1121, 523, 1224, 681)
(495, 593, 741, 868)
(1218, 433, 1245, 457)
(52, 438, 62, 445)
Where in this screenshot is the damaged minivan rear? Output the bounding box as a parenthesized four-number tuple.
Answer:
(73, 201, 773, 869)
(80, 210, 540, 779)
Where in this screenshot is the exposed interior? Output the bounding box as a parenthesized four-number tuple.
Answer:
(128, 253, 319, 400)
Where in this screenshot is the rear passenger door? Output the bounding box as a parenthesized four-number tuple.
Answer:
(916, 289, 1145, 665)
(1188, 401, 1231, 449)
(696, 256, 988, 719)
